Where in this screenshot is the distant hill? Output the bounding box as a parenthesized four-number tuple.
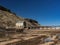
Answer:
(0, 5, 40, 28)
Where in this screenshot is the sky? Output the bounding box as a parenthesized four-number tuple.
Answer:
(0, 0, 60, 26)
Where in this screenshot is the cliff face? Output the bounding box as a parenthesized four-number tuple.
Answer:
(0, 10, 24, 27)
(0, 6, 40, 28)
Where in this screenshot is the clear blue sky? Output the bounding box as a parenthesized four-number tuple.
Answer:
(0, 0, 60, 26)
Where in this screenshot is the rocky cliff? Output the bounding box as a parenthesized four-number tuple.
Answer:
(0, 6, 40, 28)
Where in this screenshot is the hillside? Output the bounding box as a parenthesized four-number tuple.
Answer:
(25, 18, 40, 28)
(0, 6, 40, 28)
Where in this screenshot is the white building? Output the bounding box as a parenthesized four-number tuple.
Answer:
(15, 21, 24, 29)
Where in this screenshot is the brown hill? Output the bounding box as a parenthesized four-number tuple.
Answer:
(0, 6, 40, 28)
(0, 10, 24, 27)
